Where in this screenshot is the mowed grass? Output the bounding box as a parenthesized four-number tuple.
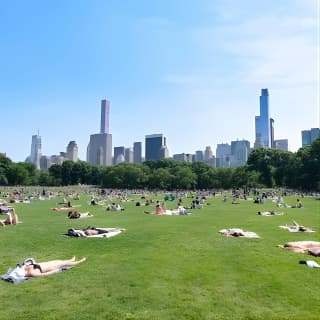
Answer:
(0, 191, 319, 320)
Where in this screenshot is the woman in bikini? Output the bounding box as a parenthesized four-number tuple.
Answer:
(22, 256, 87, 277)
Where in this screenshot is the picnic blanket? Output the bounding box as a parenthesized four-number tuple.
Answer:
(66, 227, 125, 238)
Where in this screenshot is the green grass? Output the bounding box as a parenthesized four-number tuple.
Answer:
(0, 190, 319, 320)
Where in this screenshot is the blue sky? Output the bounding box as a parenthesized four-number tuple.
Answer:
(0, 0, 319, 162)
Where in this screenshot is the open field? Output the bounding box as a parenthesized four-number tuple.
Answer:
(0, 189, 319, 320)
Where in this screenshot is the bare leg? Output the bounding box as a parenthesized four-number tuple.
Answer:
(38, 256, 87, 272)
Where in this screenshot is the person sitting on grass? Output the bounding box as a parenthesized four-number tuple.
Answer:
(0, 208, 20, 226)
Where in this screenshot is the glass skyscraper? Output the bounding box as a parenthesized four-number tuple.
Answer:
(255, 88, 271, 148)
(30, 133, 41, 169)
(145, 134, 168, 161)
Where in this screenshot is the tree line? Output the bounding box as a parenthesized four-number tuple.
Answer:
(0, 138, 319, 191)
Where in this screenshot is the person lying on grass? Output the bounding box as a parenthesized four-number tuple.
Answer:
(67, 211, 93, 219)
(279, 220, 315, 233)
(278, 241, 320, 256)
(2, 256, 87, 283)
(219, 228, 260, 238)
(66, 227, 126, 237)
(257, 211, 284, 216)
(144, 204, 190, 215)
(51, 207, 78, 212)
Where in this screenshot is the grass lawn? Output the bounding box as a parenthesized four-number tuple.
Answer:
(0, 189, 319, 320)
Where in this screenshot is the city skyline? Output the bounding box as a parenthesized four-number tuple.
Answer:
(0, 0, 318, 162)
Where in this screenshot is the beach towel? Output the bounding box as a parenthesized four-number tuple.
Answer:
(66, 227, 125, 238)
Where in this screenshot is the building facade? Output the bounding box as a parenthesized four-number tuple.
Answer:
(87, 99, 113, 166)
(230, 140, 251, 167)
(302, 128, 320, 147)
(114, 146, 125, 164)
(216, 143, 231, 168)
(133, 142, 142, 163)
(274, 139, 288, 151)
(66, 141, 78, 161)
(30, 133, 42, 169)
(145, 134, 168, 161)
(255, 88, 271, 148)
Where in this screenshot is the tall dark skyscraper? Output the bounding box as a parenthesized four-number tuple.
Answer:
(100, 99, 110, 134)
(114, 146, 125, 164)
(133, 142, 142, 163)
(30, 132, 41, 169)
(145, 134, 168, 161)
(87, 99, 112, 166)
(255, 89, 271, 148)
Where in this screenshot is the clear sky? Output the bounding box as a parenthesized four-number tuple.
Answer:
(0, 0, 319, 162)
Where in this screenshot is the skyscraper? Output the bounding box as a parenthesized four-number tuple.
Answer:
(66, 141, 78, 161)
(274, 139, 288, 151)
(125, 148, 134, 163)
(100, 99, 110, 134)
(216, 143, 231, 168)
(255, 89, 271, 148)
(302, 128, 320, 147)
(230, 140, 251, 167)
(194, 150, 204, 162)
(145, 134, 168, 161)
(87, 99, 112, 166)
(30, 133, 41, 169)
(204, 146, 213, 162)
(114, 146, 125, 164)
(133, 142, 142, 163)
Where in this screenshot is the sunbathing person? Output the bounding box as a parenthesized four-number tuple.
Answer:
(51, 207, 77, 212)
(67, 227, 125, 237)
(279, 220, 314, 233)
(219, 228, 259, 238)
(2, 256, 86, 283)
(67, 211, 93, 219)
(257, 211, 283, 216)
(0, 208, 20, 226)
(278, 241, 320, 255)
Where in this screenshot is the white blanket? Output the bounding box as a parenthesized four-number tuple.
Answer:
(67, 227, 124, 238)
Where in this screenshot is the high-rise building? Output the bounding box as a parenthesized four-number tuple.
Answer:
(133, 142, 142, 163)
(204, 146, 213, 162)
(194, 150, 204, 162)
(173, 153, 193, 162)
(255, 89, 271, 148)
(114, 146, 125, 164)
(274, 139, 288, 151)
(230, 140, 251, 167)
(125, 148, 134, 163)
(66, 141, 78, 161)
(145, 134, 168, 161)
(40, 156, 51, 169)
(270, 118, 275, 148)
(216, 143, 231, 168)
(100, 99, 110, 134)
(87, 99, 112, 166)
(302, 128, 320, 147)
(30, 133, 41, 169)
